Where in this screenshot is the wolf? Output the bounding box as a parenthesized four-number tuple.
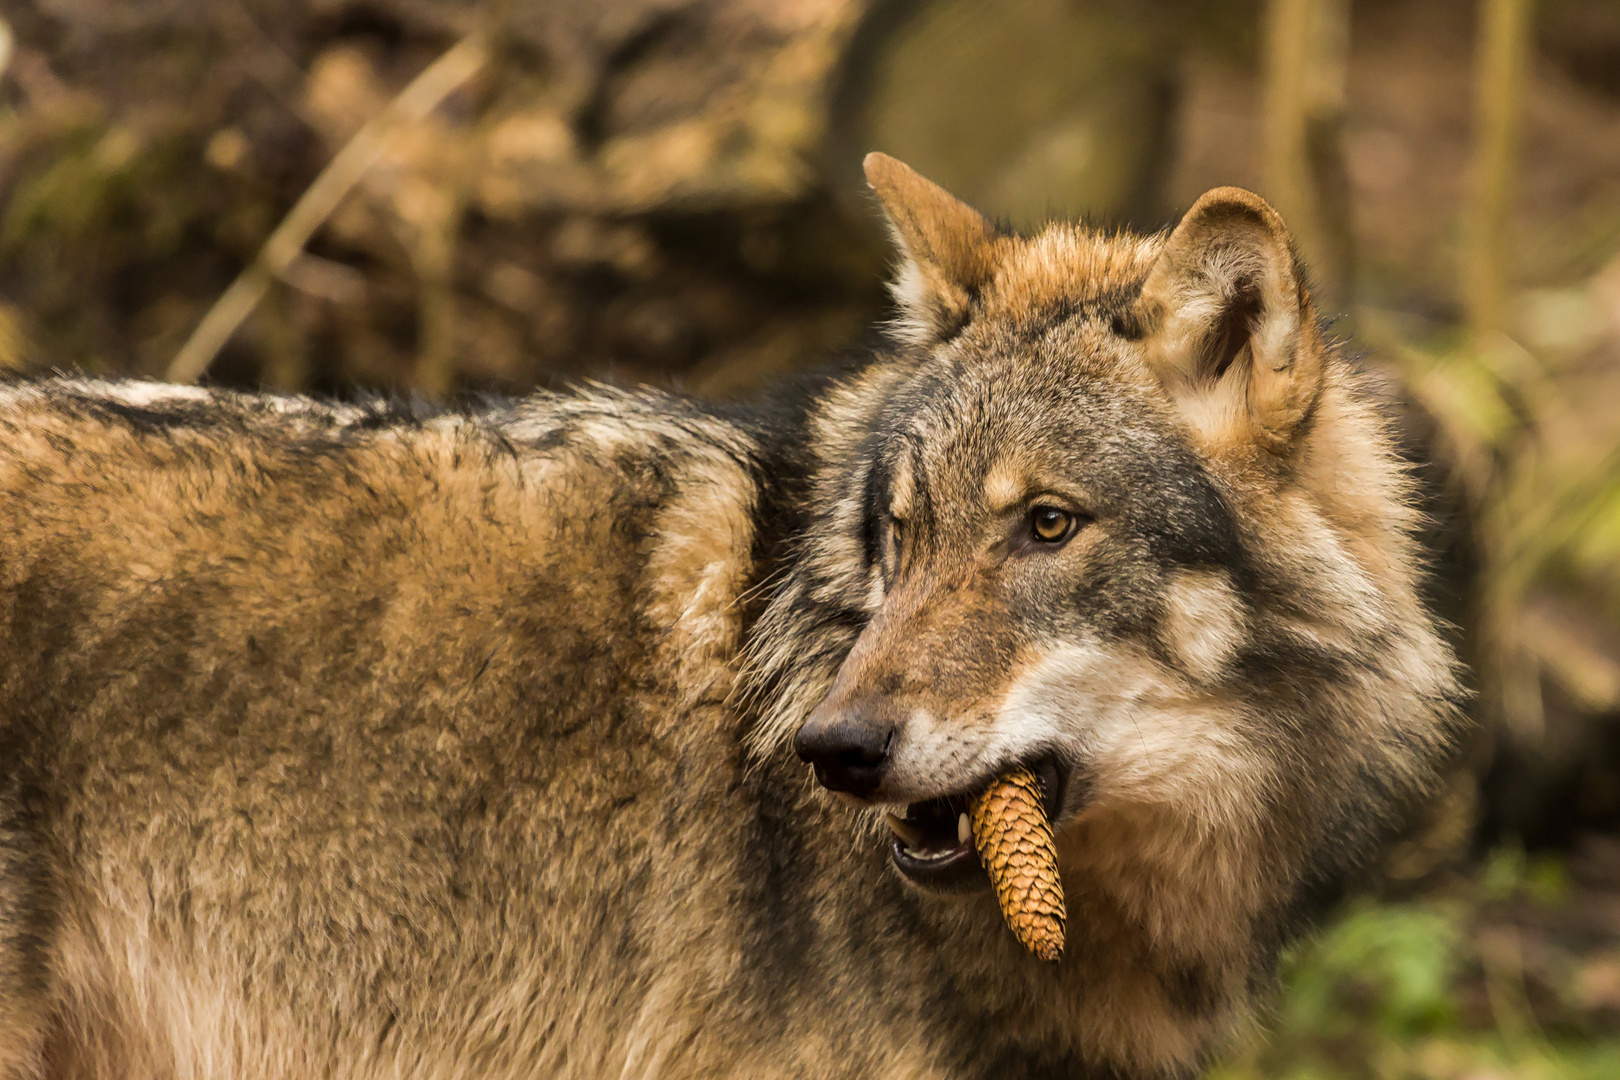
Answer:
(0, 153, 1464, 1079)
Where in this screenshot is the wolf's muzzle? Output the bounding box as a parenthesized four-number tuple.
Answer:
(794, 702, 895, 798)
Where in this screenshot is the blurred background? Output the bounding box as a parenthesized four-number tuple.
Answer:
(2, 0, 1620, 1073)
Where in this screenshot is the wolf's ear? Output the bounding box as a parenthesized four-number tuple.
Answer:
(864, 152, 1000, 345)
(1135, 187, 1322, 452)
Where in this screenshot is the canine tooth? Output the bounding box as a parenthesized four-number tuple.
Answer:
(958, 812, 970, 845)
(885, 812, 924, 848)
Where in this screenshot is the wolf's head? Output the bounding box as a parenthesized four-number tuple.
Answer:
(743, 154, 1462, 1040)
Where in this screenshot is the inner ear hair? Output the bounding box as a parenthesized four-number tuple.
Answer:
(1201, 272, 1264, 385)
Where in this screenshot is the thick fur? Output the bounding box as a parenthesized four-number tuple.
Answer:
(0, 159, 1464, 1079)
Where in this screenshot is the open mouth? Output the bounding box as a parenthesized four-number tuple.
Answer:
(884, 757, 1067, 893)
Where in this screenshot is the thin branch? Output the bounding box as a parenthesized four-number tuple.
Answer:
(165, 34, 487, 385)
(1462, 0, 1535, 343)
(1262, 0, 1353, 308)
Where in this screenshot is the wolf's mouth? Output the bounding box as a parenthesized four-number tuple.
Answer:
(885, 757, 1066, 893)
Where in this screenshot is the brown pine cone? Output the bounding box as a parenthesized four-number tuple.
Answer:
(970, 767, 1066, 962)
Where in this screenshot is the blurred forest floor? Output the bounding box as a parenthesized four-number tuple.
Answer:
(4, 0, 1620, 1073)
(1219, 842, 1620, 1078)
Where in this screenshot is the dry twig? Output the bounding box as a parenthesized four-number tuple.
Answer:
(165, 35, 487, 385)
(1261, 0, 1353, 307)
(1463, 0, 1535, 343)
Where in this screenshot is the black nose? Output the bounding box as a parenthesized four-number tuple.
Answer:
(794, 714, 894, 798)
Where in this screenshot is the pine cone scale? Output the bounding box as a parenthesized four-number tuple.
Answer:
(968, 767, 1066, 962)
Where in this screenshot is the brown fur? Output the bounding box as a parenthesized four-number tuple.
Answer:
(0, 155, 1465, 1079)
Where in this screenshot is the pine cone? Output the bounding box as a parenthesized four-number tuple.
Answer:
(970, 767, 1066, 962)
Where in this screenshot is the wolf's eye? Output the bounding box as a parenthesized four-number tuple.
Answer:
(1030, 506, 1075, 544)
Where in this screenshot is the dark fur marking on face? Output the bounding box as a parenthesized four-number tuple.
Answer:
(1116, 451, 1245, 574)
(901, 433, 936, 541)
(859, 441, 892, 575)
(1237, 630, 1356, 693)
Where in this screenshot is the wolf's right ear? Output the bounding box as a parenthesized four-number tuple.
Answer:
(1134, 187, 1323, 453)
(864, 152, 1001, 346)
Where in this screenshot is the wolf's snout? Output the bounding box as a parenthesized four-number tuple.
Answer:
(794, 705, 895, 798)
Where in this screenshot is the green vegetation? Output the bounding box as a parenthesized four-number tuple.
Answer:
(1217, 848, 1620, 1079)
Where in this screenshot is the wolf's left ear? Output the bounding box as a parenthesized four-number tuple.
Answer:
(864, 152, 1001, 345)
(1134, 187, 1322, 452)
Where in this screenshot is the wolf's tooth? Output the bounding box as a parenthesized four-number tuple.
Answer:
(958, 812, 970, 845)
(885, 812, 924, 848)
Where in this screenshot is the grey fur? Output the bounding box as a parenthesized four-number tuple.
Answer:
(0, 163, 1465, 1080)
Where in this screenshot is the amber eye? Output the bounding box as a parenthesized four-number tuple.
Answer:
(1030, 506, 1074, 544)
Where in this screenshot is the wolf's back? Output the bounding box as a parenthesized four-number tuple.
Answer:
(0, 378, 855, 1079)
